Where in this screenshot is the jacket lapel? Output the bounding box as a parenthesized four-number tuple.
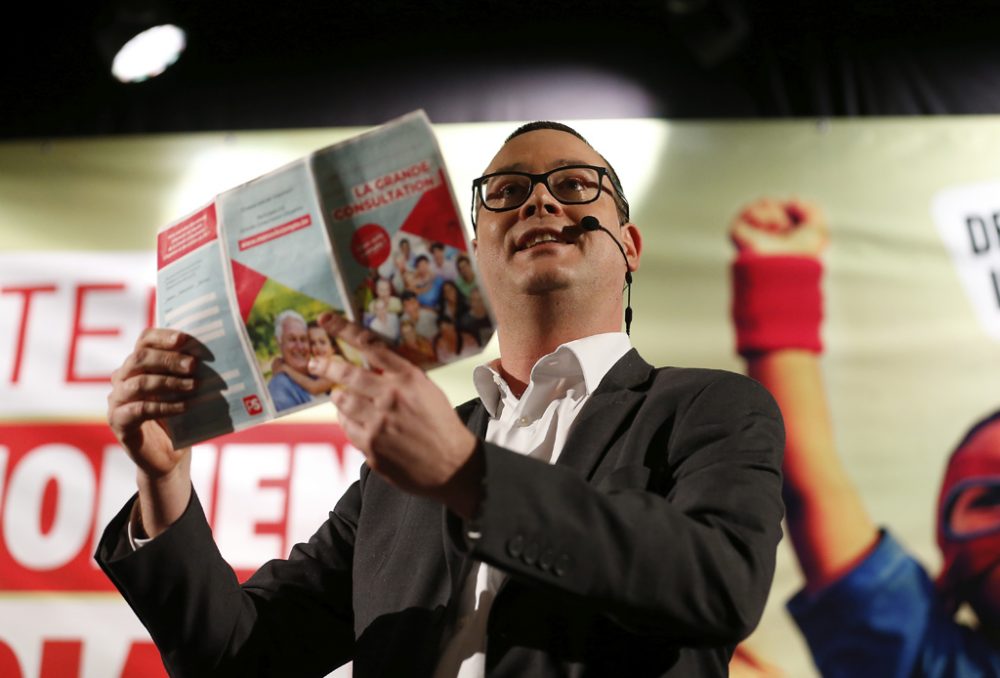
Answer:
(554, 349, 653, 480)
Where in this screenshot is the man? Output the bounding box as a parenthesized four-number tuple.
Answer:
(411, 253, 445, 308)
(401, 289, 440, 339)
(267, 309, 314, 411)
(99, 122, 784, 677)
(430, 242, 458, 281)
(454, 254, 478, 298)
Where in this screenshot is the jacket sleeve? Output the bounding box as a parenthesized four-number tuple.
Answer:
(95, 474, 364, 677)
(460, 370, 785, 646)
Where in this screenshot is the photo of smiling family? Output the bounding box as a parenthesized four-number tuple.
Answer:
(354, 233, 494, 368)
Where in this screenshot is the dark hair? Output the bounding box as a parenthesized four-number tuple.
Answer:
(430, 242, 444, 252)
(434, 312, 464, 355)
(414, 254, 430, 266)
(504, 121, 630, 223)
(400, 290, 417, 302)
(436, 279, 468, 319)
(305, 319, 342, 356)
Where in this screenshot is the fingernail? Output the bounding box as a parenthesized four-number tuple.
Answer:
(180, 357, 194, 373)
(181, 378, 196, 391)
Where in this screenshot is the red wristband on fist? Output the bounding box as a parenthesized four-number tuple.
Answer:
(731, 254, 823, 356)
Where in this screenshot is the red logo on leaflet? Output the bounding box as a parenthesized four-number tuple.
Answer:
(350, 223, 391, 268)
(243, 395, 263, 416)
(157, 203, 218, 270)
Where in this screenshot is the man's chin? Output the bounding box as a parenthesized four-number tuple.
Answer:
(521, 271, 573, 295)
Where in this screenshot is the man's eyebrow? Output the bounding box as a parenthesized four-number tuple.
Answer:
(489, 158, 596, 174)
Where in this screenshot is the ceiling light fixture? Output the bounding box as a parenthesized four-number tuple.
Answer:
(97, 0, 187, 83)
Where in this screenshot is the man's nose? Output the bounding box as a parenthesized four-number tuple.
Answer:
(518, 181, 562, 220)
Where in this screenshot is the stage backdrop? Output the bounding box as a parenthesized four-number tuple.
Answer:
(1, 118, 998, 677)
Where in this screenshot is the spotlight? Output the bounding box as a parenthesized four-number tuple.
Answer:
(97, 0, 187, 83)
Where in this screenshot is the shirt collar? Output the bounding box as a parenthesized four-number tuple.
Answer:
(472, 332, 632, 418)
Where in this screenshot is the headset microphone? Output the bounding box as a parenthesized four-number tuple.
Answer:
(580, 216, 633, 335)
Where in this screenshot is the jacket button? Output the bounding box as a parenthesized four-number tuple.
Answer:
(539, 549, 555, 571)
(522, 540, 540, 565)
(554, 553, 573, 576)
(506, 535, 524, 558)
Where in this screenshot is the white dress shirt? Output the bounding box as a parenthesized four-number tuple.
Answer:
(433, 332, 633, 678)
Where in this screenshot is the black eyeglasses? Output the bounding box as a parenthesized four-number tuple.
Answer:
(470, 164, 629, 229)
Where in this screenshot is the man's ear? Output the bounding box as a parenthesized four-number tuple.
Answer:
(621, 223, 642, 273)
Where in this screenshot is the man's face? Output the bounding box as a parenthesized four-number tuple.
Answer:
(279, 317, 310, 371)
(473, 129, 639, 304)
(432, 247, 445, 265)
(403, 297, 419, 317)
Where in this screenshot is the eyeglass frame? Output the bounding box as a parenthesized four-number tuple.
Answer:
(470, 163, 630, 230)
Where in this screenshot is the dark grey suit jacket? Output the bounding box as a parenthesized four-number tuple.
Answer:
(97, 350, 784, 677)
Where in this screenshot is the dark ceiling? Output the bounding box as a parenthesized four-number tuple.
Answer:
(3, 0, 1000, 140)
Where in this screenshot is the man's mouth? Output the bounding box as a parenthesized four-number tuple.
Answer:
(514, 229, 575, 252)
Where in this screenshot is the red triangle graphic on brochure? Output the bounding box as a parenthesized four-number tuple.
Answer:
(231, 260, 268, 323)
(398, 170, 467, 252)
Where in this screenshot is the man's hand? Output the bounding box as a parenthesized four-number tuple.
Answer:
(730, 197, 828, 257)
(107, 328, 200, 537)
(315, 313, 483, 519)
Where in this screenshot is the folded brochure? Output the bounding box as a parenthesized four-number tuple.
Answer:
(155, 110, 494, 447)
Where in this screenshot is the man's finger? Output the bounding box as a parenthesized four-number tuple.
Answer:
(108, 399, 187, 432)
(361, 341, 411, 373)
(135, 328, 189, 351)
(320, 312, 410, 373)
(334, 404, 374, 456)
(318, 359, 385, 398)
(118, 347, 197, 381)
(321, 314, 383, 351)
(330, 387, 378, 422)
(118, 374, 198, 403)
